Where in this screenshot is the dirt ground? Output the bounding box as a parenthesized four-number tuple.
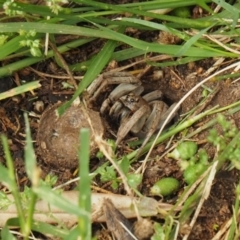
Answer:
(1, 54, 240, 239)
(1, 4, 240, 240)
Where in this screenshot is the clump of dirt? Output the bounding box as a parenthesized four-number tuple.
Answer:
(36, 102, 104, 169)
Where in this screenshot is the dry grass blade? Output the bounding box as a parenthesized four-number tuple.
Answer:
(182, 161, 218, 240)
(0, 191, 177, 227)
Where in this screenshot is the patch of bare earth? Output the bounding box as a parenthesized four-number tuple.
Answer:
(1, 57, 240, 239)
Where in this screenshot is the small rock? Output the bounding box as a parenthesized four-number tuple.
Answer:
(36, 103, 104, 169)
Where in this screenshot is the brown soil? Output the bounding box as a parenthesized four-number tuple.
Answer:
(1, 56, 240, 239)
(1, 5, 240, 240)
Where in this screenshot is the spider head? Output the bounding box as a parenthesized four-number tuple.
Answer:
(120, 93, 144, 112)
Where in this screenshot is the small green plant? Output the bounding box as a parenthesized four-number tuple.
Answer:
(96, 139, 116, 159)
(96, 155, 142, 190)
(3, 0, 24, 16)
(40, 174, 58, 187)
(0, 191, 12, 211)
(207, 114, 239, 169)
(150, 177, 180, 197)
(168, 141, 209, 185)
(46, 0, 69, 14)
(19, 36, 42, 57)
(97, 165, 119, 189)
(119, 157, 142, 190)
(168, 141, 198, 160)
(182, 149, 209, 185)
(151, 222, 165, 240)
(168, 114, 240, 185)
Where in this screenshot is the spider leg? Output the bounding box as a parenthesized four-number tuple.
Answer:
(136, 102, 179, 158)
(142, 90, 163, 102)
(136, 101, 168, 158)
(88, 72, 141, 102)
(116, 105, 150, 145)
(157, 102, 179, 130)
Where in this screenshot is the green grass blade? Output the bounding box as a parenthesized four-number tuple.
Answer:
(24, 113, 37, 181)
(196, 0, 213, 13)
(175, 25, 213, 57)
(23, 113, 38, 238)
(5, 205, 69, 238)
(75, 0, 213, 28)
(78, 129, 91, 239)
(70, 47, 147, 71)
(1, 225, 16, 240)
(124, 0, 211, 9)
(94, 22, 237, 58)
(0, 35, 26, 60)
(119, 18, 232, 57)
(0, 136, 26, 236)
(148, 56, 204, 67)
(33, 185, 89, 218)
(227, 182, 240, 240)
(0, 22, 237, 59)
(31, 221, 69, 238)
(0, 22, 108, 36)
(65, 227, 84, 240)
(0, 81, 41, 100)
(58, 33, 120, 115)
(10, 2, 71, 17)
(0, 163, 14, 191)
(0, 38, 94, 77)
(212, 0, 239, 27)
